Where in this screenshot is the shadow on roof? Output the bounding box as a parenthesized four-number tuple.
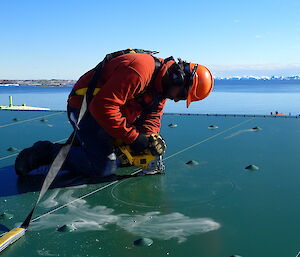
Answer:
(0, 165, 140, 197)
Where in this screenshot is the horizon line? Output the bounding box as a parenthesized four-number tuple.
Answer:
(1, 74, 300, 82)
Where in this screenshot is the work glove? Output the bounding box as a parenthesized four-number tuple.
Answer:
(130, 134, 149, 154)
(148, 134, 167, 156)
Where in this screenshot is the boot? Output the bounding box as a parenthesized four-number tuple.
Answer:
(15, 141, 55, 176)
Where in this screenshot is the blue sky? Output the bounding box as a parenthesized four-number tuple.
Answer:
(1, 0, 299, 79)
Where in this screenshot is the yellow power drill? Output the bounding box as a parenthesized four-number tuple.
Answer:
(116, 134, 166, 175)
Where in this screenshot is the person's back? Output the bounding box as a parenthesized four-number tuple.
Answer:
(68, 53, 166, 144)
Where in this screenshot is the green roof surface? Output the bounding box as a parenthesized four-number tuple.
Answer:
(0, 110, 299, 257)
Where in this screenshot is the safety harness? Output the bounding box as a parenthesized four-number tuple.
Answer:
(70, 48, 163, 121)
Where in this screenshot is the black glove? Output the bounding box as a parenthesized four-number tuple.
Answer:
(149, 134, 167, 155)
(130, 134, 149, 154)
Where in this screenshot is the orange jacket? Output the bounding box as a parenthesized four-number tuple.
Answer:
(68, 53, 167, 144)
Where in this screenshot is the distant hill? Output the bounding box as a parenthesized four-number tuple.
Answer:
(0, 79, 76, 86)
(1, 76, 300, 86)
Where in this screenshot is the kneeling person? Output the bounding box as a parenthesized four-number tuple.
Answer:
(15, 49, 214, 177)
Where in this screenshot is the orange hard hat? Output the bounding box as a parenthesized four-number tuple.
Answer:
(186, 63, 214, 108)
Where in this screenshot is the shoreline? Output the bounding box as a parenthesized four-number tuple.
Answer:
(1, 76, 300, 88)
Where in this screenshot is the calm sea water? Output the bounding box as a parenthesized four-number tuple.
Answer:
(0, 80, 300, 115)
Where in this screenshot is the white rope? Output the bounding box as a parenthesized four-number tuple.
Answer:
(0, 112, 64, 128)
(164, 118, 254, 161)
(31, 169, 142, 223)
